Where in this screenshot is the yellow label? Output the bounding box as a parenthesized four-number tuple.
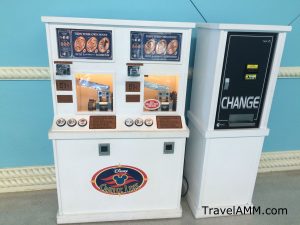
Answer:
(247, 64, 259, 69)
(245, 74, 257, 80)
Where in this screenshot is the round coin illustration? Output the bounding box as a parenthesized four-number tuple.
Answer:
(167, 39, 179, 55)
(86, 37, 98, 53)
(74, 36, 86, 52)
(144, 39, 156, 54)
(98, 37, 110, 53)
(156, 39, 167, 55)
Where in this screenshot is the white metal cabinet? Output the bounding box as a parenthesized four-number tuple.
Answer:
(54, 138, 186, 214)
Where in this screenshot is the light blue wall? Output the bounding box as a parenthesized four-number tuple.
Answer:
(1, 0, 300, 66)
(0, 81, 53, 167)
(264, 79, 300, 151)
(0, 0, 299, 168)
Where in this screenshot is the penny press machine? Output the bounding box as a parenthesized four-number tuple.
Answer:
(185, 23, 291, 218)
(42, 16, 193, 223)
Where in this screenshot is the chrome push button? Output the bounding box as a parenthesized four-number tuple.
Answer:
(78, 118, 88, 127)
(67, 118, 77, 127)
(135, 118, 143, 126)
(144, 118, 153, 127)
(125, 118, 134, 127)
(56, 118, 66, 127)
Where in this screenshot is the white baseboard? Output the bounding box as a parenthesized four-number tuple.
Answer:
(0, 67, 299, 80)
(259, 150, 300, 172)
(57, 207, 182, 224)
(0, 166, 56, 193)
(0, 150, 299, 194)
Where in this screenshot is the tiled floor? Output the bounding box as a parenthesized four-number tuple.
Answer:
(0, 170, 299, 225)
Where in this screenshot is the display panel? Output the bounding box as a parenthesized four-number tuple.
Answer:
(131, 32, 181, 61)
(57, 29, 112, 60)
(144, 75, 179, 112)
(215, 32, 277, 129)
(156, 116, 182, 129)
(76, 73, 113, 112)
(89, 116, 116, 129)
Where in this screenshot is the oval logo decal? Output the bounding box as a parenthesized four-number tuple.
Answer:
(144, 99, 160, 110)
(91, 165, 148, 195)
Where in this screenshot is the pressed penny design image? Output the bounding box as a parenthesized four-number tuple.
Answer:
(167, 39, 179, 55)
(86, 37, 98, 53)
(98, 37, 110, 53)
(144, 39, 156, 54)
(156, 39, 167, 55)
(74, 36, 86, 52)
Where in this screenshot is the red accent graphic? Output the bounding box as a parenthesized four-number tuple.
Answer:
(144, 99, 160, 110)
(101, 173, 138, 188)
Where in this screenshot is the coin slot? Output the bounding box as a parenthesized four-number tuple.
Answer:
(223, 78, 230, 90)
(99, 144, 110, 156)
(246, 64, 259, 71)
(164, 142, 175, 154)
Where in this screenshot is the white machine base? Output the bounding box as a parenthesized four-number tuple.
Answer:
(57, 207, 182, 224)
(186, 192, 253, 219)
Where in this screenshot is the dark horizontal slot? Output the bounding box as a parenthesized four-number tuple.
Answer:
(229, 114, 254, 123)
(229, 122, 256, 127)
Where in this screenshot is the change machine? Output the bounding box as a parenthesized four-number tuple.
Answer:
(185, 24, 291, 217)
(42, 16, 194, 223)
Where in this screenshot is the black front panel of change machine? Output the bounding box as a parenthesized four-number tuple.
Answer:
(214, 32, 277, 129)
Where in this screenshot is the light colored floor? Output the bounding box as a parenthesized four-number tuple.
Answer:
(0, 170, 299, 225)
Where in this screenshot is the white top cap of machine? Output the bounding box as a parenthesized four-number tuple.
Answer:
(41, 16, 196, 29)
(196, 23, 292, 32)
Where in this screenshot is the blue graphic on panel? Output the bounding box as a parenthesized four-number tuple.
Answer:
(131, 31, 182, 61)
(57, 29, 72, 58)
(57, 29, 112, 60)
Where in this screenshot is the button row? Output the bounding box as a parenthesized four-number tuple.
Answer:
(124, 118, 153, 127)
(56, 118, 88, 127)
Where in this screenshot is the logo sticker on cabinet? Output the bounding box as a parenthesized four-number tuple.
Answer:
(91, 165, 148, 195)
(144, 99, 161, 111)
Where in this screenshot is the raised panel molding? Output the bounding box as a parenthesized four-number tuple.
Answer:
(0, 67, 299, 80)
(0, 67, 50, 80)
(0, 166, 56, 193)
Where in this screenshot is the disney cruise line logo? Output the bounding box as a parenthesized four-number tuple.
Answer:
(91, 165, 148, 195)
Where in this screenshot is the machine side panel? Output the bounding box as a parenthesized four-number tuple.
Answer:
(201, 136, 264, 206)
(189, 29, 227, 131)
(184, 122, 208, 212)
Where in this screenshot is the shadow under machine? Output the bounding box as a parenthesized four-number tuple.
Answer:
(42, 16, 193, 224)
(184, 23, 291, 218)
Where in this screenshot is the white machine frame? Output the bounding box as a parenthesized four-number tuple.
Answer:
(185, 23, 291, 218)
(42, 16, 194, 224)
